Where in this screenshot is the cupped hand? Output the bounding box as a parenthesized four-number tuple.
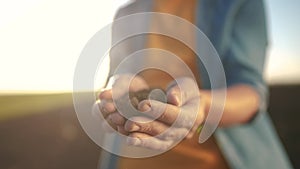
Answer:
(124, 77, 205, 151)
(94, 74, 149, 134)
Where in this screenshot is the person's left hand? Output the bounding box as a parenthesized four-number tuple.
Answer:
(121, 78, 205, 151)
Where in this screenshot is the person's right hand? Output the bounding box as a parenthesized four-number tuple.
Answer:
(122, 77, 203, 151)
(94, 74, 150, 134)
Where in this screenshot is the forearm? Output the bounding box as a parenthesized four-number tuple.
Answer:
(200, 84, 260, 127)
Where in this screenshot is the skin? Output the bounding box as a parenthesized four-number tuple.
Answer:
(96, 75, 259, 150)
(200, 85, 259, 127)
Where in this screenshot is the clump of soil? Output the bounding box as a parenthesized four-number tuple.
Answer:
(115, 89, 166, 118)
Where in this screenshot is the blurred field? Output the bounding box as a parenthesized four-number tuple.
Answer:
(0, 93, 73, 121)
(268, 85, 300, 168)
(0, 92, 101, 169)
(0, 85, 299, 169)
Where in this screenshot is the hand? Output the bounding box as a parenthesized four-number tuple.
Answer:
(124, 77, 205, 151)
(94, 74, 150, 134)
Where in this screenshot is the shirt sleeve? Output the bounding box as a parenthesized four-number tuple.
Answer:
(222, 0, 269, 113)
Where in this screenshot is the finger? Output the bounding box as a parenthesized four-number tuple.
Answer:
(125, 117, 189, 142)
(99, 100, 116, 118)
(92, 101, 117, 133)
(117, 126, 129, 135)
(184, 98, 205, 138)
(158, 127, 189, 141)
(140, 99, 200, 129)
(167, 85, 199, 106)
(109, 112, 126, 126)
(166, 86, 181, 106)
(126, 132, 173, 151)
(139, 99, 201, 130)
(128, 75, 150, 92)
(166, 78, 199, 106)
(92, 100, 115, 119)
(138, 100, 180, 125)
(172, 98, 201, 129)
(101, 117, 117, 132)
(124, 116, 169, 136)
(99, 89, 113, 100)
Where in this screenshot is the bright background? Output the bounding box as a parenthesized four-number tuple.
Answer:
(0, 0, 299, 93)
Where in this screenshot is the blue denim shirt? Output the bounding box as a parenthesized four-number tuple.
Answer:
(102, 0, 294, 169)
(196, 0, 293, 168)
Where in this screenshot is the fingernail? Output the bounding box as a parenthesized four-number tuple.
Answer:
(130, 125, 140, 131)
(167, 91, 181, 106)
(174, 95, 180, 105)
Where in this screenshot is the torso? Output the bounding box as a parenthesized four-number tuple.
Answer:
(118, 1, 230, 168)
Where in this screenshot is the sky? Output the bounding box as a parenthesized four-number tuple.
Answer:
(264, 0, 300, 84)
(0, 0, 299, 92)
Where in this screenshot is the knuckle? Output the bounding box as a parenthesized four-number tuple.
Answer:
(141, 123, 153, 134)
(124, 120, 139, 132)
